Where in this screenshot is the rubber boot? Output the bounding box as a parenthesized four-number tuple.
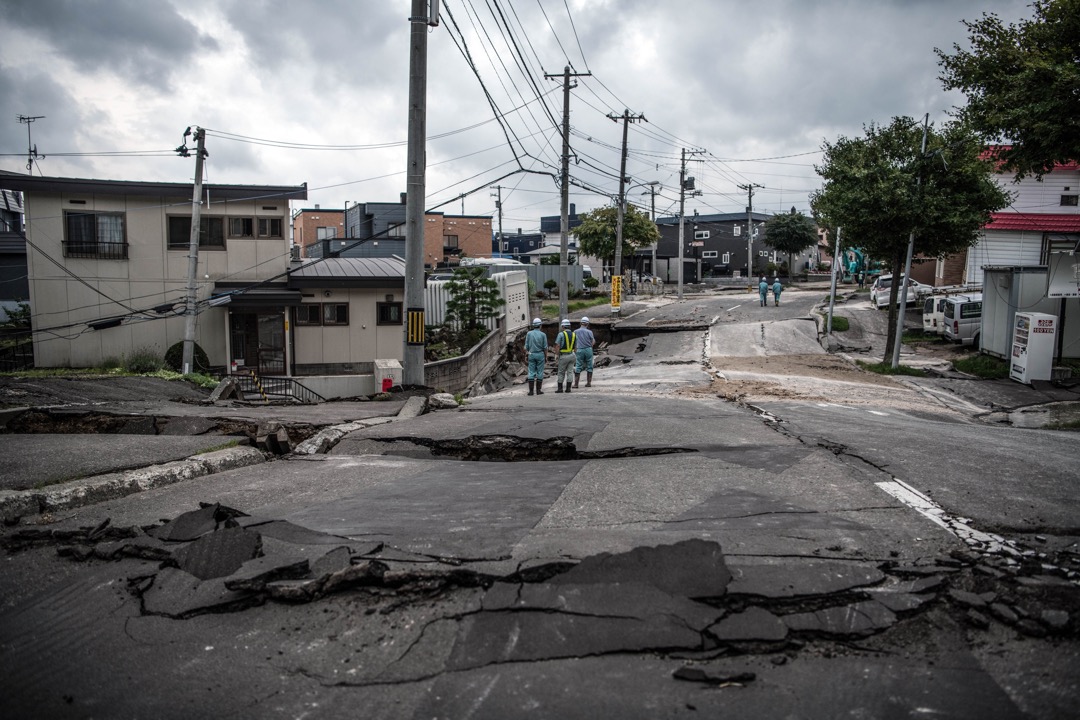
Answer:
(573, 373, 580, 388)
(565, 381, 571, 393)
(586, 372, 592, 387)
(528, 380, 535, 396)
(536, 379, 544, 395)
(555, 379, 563, 393)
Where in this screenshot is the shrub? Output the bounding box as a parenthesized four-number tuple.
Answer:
(164, 341, 210, 373)
(830, 316, 850, 332)
(124, 346, 165, 373)
(952, 354, 1008, 379)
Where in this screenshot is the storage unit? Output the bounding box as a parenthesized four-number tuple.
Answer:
(374, 358, 403, 391)
(1009, 312, 1057, 384)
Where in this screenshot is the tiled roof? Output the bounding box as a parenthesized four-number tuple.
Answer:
(986, 212, 1080, 232)
(980, 146, 1080, 172)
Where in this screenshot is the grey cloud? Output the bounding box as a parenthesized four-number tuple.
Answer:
(5, 0, 215, 88)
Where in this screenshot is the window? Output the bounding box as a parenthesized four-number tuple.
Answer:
(444, 235, 459, 247)
(168, 216, 225, 249)
(322, 303, 349, 325)
(258, 217, 283, 238)
(387, 223, 406, 237)
(733, 225, 741, 237)
(502, 241, 508, 251)
(229, 217, 254, 237)
(1062, 195, 1079, 207)
(694, 230, 710, 240)
(722, 253, 730, 263)
(64, 211, 127, 259)
(701, 250, 718, 258)
(295, 304, 321, 326)
(960, 302, 982, 319)
(378, 302, 403, 325)
(316, 226, 336, 240)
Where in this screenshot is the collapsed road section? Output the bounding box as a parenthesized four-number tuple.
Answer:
(1, 502, 1074, 718)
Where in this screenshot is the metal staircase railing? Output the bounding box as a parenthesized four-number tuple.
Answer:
(231, 369, 325, 404)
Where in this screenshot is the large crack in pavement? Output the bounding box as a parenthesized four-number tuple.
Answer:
(340, 434, 699, 462)
(3, 502, 1075, 699)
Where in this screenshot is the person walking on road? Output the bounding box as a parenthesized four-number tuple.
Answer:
(772, 276, 782, 306)
(524, 318, 548, 396)
(554, 318, 576, 393)
(573, 316, 595, 388)
(758, 276, 769, 307)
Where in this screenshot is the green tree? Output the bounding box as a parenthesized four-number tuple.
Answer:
(765, 208, 818, 282)
(936, 0, 1080, 178)
(443, 266, 505, 333)
(811, 117, 1011, 359)
(572, 204, 660, 274)
(540, 253, 575, 265)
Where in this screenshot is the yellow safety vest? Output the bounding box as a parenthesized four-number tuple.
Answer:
(559, 331, 576, 353)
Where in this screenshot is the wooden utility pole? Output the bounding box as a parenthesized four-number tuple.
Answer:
(545, 66, 590, 320)
(738, 182, 763, 289)
(181, 127, 207, 375)
(608, 109, 645, 314)
(403, 0, 431, 386)
(678, 149, 704, 299)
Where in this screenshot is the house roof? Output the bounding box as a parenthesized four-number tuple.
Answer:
(980, 146, 1080, 172)
(986, 212, 1080, 233)
(287, 257, 406, 288)
(655, 212, 771, 225)
(0, 170, 307, 201)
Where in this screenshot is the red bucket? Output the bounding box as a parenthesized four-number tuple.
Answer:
(381, 378, 393, 392)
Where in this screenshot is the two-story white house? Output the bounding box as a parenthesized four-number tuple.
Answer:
(0, 171, 413, 396)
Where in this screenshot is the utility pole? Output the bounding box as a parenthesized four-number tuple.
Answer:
(827, 227, 841, 336)
(180, 127, 207, 375)
(643, 183, 661, 278)
(608, 109, 645, 314)
(17, 115, 45, 175)
(891, 113, 930, 369)
(678, 149, 704, 300)
(402, 0, 434, 387)
(545, 66, 590, 320)
(738, 183, 764, 290)
(490, 185, 504, 256)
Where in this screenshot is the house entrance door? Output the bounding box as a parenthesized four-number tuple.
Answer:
(230, 311, 285, 375)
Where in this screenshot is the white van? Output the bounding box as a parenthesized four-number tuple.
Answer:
(922, 295, 953, 335)
(942, 293, 983, 347)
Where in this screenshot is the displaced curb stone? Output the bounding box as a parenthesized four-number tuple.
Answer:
(292, 418, 393, 455)
(427, 393, 459, 410)
(0, 446, 270, 522)
(397, 395, 428, 419)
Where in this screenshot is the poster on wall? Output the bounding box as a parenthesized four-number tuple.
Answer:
(1047, 253, 1080, 298)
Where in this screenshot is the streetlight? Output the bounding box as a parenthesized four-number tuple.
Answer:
(613, 179, 660, 311)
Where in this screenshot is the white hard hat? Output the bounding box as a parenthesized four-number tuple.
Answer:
(532, 317, 542, 326)
(560, 318, 571, 327)
(580, 316, 590, 324)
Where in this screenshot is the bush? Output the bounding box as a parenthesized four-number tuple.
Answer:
(164, 341, 210, 373)
(830, 316, 850, 332)
(124, 346, 165, 373)
(952, 354, 1008, 379)
(583, 276, 600, 290)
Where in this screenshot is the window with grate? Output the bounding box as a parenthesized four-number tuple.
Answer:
(1061, 195, 1079, 207)
(295, 304, 321, 326)
(64, 211, 128, 259)
(322, 303, 349, 325)
(168, 216, 225, 249)
(378, 301, 403, 325)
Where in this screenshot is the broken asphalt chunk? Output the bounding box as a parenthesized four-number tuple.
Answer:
(550, 539, 731, 598)
(149, 503, 248, 542)
(141, 567, 262, 618)
(707, 607, 788, 643)
(672, 666, 756, 686)
(172, 526, 262, 580)
(726, 558, 884, 598)
(223, 555, 311, 592)
(783, 600, 897, 637)
(321, 560, 388, 595)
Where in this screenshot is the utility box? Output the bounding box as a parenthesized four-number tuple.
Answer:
(1010, 312, 1057, 385)
(374, 359, 403, 391)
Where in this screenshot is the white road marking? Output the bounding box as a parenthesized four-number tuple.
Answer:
(727, 304, 742, 312)
(868, 410, 889, 416)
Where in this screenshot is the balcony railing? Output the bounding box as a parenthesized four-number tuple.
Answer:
(62, 240, 128, 260)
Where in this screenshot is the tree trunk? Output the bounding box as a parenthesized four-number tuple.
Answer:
(882, 250, 907, 361)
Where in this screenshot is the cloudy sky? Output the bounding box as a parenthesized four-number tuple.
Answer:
(0, 0, 1032, 232)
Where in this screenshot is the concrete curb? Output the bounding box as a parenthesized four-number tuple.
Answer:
(0, 445, 270, 523)
(293, 417, 394, 455)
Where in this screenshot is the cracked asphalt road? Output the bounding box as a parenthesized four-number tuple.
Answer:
(1, 286, 1077, 719)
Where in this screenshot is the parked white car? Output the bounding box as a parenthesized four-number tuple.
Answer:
(870, 274, 930, 309)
